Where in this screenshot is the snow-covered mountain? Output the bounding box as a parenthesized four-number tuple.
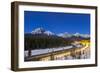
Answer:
(58, 32, 90, 38)
(57, 32, 72, 38)
(30, 27, 90, 38)
(31, 27, 55, 36)
(73, 33, 90, 38)
(79, 34, 90, 38)
(73, 33, 80, 37)
(44, 31, 55, 35)
(31, 28, 45, 34)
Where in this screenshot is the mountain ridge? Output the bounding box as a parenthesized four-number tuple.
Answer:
(28, 27, 90, 38)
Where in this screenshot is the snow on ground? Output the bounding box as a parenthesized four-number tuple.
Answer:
(54, 47, 90, 60)
(24, 46, 73, 57)
(24, 44, 90, 60)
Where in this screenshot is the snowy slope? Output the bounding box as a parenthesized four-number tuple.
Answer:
(24, 46, 73, 57)
(31, 27, 55, 36)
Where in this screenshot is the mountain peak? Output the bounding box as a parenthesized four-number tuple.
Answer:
(73, 32, 80, 37)
(57, 32, 72, 38)
(31, 27, 90, 38)
(31, 27, 45, 34)
(58, 32, 90, 38)
(44, 31, 54, 35)
(31, 27, 55, 36)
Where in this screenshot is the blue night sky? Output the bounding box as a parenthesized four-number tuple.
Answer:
(24, 11, 90, 34)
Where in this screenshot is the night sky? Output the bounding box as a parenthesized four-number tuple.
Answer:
(24, 11, 90, 34)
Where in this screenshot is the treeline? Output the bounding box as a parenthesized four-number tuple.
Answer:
(24, 34, 73, 50)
